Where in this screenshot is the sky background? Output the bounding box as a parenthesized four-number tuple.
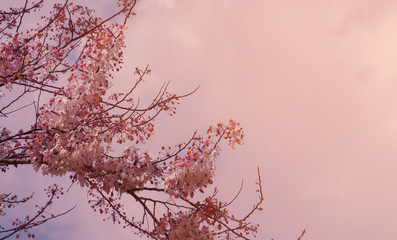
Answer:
(2, 0, 397, 239)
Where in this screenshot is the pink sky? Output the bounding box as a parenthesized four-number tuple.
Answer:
(2, 0, 397, 239)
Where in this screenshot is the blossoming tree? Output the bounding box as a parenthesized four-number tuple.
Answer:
(0, 1, 264, 239)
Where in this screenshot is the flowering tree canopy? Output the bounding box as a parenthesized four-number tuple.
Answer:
(0, 1, 264, 239)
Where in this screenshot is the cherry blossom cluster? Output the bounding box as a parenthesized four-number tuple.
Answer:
(0, 34, 25, 87)
(164, 120, 244, 198)
(164, 137, 218, 198)
(0, 128, 12, 166)
(155, 211, 213, 240)
(84, 146, 160, 193)
(0, 16, 63, 89)
(28, 22, 158, 193)
(207, 119, 244, 149)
